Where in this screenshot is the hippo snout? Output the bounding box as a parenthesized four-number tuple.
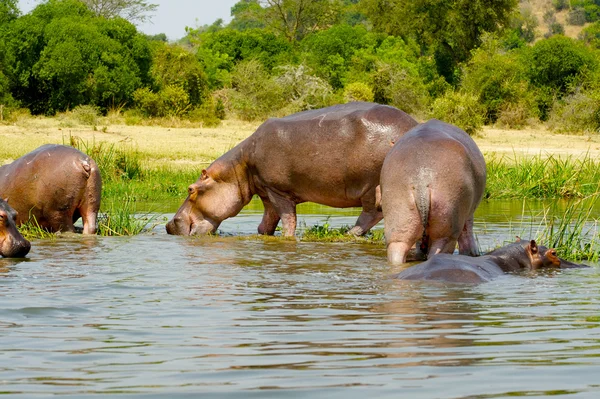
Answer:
(166, 216, 190, 235)
(2, 237, 31, 258)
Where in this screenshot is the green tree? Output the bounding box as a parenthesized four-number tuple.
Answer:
(361, 0, 518, 83)
(79, 0, 158, 23)
(259, 0, 344, 42)
(0, 0, 19, 26)
(229, 0, 266, 30)
(3, 0, 152, 114)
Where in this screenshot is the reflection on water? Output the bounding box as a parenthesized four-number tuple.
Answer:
(0, 200, 599, 397)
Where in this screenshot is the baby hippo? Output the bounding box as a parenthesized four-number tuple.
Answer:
(0, 144, 101, 234)
(0, 198, 30, 257)
(394, 239, 587, 284)
(381, 119, 486, 265)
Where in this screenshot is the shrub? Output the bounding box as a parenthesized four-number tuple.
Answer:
(275, 64, 334, 113)
(568, 7, 587, 26)
(553, 0, 570, 11)
(344, 82, 374, 102)
(581, 21, 600, 48)
(373, 61, 429, 117)
(547, 90, 600, 133)
(431, 91, 485, 136)
(545, 22, 565, 38)
(229, 60, 284, 121)
(71, 104, 101, 125)
(495, 100, 539, 129)
(133, 85, 190, 117)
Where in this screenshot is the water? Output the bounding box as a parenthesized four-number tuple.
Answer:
(1, 200, 599, 398)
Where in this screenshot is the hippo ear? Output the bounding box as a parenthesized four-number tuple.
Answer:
(529, 240, 538, 254)
(200, 169, 209, 180)
(515, 236, 521, 242)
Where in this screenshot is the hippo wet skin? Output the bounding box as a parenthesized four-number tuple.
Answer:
(0, 198, 30, 257)
(167, 102, 418, 236)
(380, 119, 486, 265)
(0, 144, 102, 234)
(394, 239, 587, 284)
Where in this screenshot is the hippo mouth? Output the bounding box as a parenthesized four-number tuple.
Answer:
(559, 259, 590, 269)
(166, 216, 218, 236)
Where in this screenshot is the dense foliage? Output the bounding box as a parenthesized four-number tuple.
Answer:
(1, 0, 600, 134)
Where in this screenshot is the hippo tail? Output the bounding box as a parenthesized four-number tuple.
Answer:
(80, 157, 102, 234)
(413, 170, 433, 253)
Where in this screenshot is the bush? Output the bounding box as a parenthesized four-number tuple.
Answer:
(275, 64, 334, 113)
(431, 91, 485, 136)
(133, 85, 190, 117)
(547, 90, 600, 133)
(71, 104, 101, 125)
(553, 0, 570, 11)
(581, 21, 600, 48)
(344, 82, 374, 102)
(229, 60, 284, 121)
(545, 22, 565, 38)
(568, 8, 587, 26)
(495, 100, 539, 129)
(373, 61, 429, 117)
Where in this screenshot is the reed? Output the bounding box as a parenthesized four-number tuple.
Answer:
(97, 195, 160, 236)
(300, 218, 384, 244)
(18, 218, 55, 240)
(486, 152, 600, 199)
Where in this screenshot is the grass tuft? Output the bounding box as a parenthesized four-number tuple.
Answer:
(98, 195, 159, 236)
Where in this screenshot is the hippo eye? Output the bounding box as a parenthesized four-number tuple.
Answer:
(551, 251, 557, 256)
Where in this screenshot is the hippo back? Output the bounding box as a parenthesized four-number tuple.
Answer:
(247, 102, 418, 207)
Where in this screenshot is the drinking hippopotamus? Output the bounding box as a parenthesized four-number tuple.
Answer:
(380, 119, 486, 264)
(0, 144, 102, 234)
(0, 198, 31, 257)
(167, 102, 418, 236)
(394, 239, 587, 284)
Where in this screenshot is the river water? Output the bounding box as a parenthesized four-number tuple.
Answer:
(1, 200, 599, 398)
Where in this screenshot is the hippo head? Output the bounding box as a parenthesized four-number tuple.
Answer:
(0, 199, 31, 258)
(166, 168, 245, 236)
(518, 238, 588, 269)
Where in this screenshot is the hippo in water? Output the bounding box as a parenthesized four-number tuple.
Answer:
(0, 144, 102, 234)
(380, 119, 486, 265)
(394, 239, 587, 284)
(0, 198, 31, 257)
(167, 102, 418, 237)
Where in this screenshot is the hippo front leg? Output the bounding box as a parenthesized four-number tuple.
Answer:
(457, 217, 479, 256)
(266, 190, 297, 237)
(348, 187, 383, 236)
(257, 198, 281, 235)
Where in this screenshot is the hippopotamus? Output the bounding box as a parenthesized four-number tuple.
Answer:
(0, 144, 102, 234)
(166, 102, 418, 236)
(393, 239, 587, 284)
(0, 198, 31, 257)
(380, 119, 486, 265)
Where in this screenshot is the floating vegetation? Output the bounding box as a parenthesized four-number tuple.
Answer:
(98, 195, 159, 236)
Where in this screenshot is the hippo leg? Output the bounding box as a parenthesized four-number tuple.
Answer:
(258, 198, 281, 235)
(427, 237, 457, 257)
(348, 188, 382, 236)
(266, 190, 297, 237)
(457, 217, 479, 256)
(47, 211, 76, 233)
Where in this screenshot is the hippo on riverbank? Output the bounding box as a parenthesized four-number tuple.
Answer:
(381, 119, 486, 265)
(0, 198, 30, 257)
(166, 102, 418, 237)
(0, 144, 102, 234)
(393, 239, 587, 284)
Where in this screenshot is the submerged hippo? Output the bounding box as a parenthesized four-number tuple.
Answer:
(394, 239, 587, 284)
(381, 119, 486, 265)
(167, 102, 418, 236)
(0, 144, 102, 234)
(0, 198, 30, 257)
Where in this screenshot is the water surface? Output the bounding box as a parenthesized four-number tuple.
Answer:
(1, 200, 599, 398)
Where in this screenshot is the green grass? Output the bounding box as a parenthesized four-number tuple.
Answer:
(98, 195, 161, 236)
(18, 218, 56, 240)
(486, 152, 600, 199)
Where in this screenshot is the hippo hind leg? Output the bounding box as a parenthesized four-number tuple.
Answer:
(457, 217, 479, 256)
(266, 190, 297, 237)
(349, 187, 382, 236)
(257, 198, 281, 235)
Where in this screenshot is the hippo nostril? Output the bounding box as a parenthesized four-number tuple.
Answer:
(188, 186, 195, 195)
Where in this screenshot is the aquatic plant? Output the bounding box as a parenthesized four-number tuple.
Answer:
(300, 218, 384, 244)
(18, 217, 55, 240)
(486, 152, 600, 199)
(98, 195, 160, 236)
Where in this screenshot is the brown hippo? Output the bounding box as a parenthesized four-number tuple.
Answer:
(393, 239, 587, 284)
(166, 102, 418, 237)
(380, 119, 486, 265)
(0, 144, 102, 234)
(0, 198, 31, 257)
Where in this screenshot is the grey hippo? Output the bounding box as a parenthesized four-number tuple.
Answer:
(393, 239, 587, 284)
(167, 102, 418, 237)
(0, 198, 30, 257)
(0, 144, 102, 234)
(381, 119, 486, 265)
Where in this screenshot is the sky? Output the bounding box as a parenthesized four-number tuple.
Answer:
(18, 0, 240, 41)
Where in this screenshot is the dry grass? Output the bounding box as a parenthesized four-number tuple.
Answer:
(1, 114, 599, 168)
(528, 0, 591, 40)
(0, 115, 261, 169)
